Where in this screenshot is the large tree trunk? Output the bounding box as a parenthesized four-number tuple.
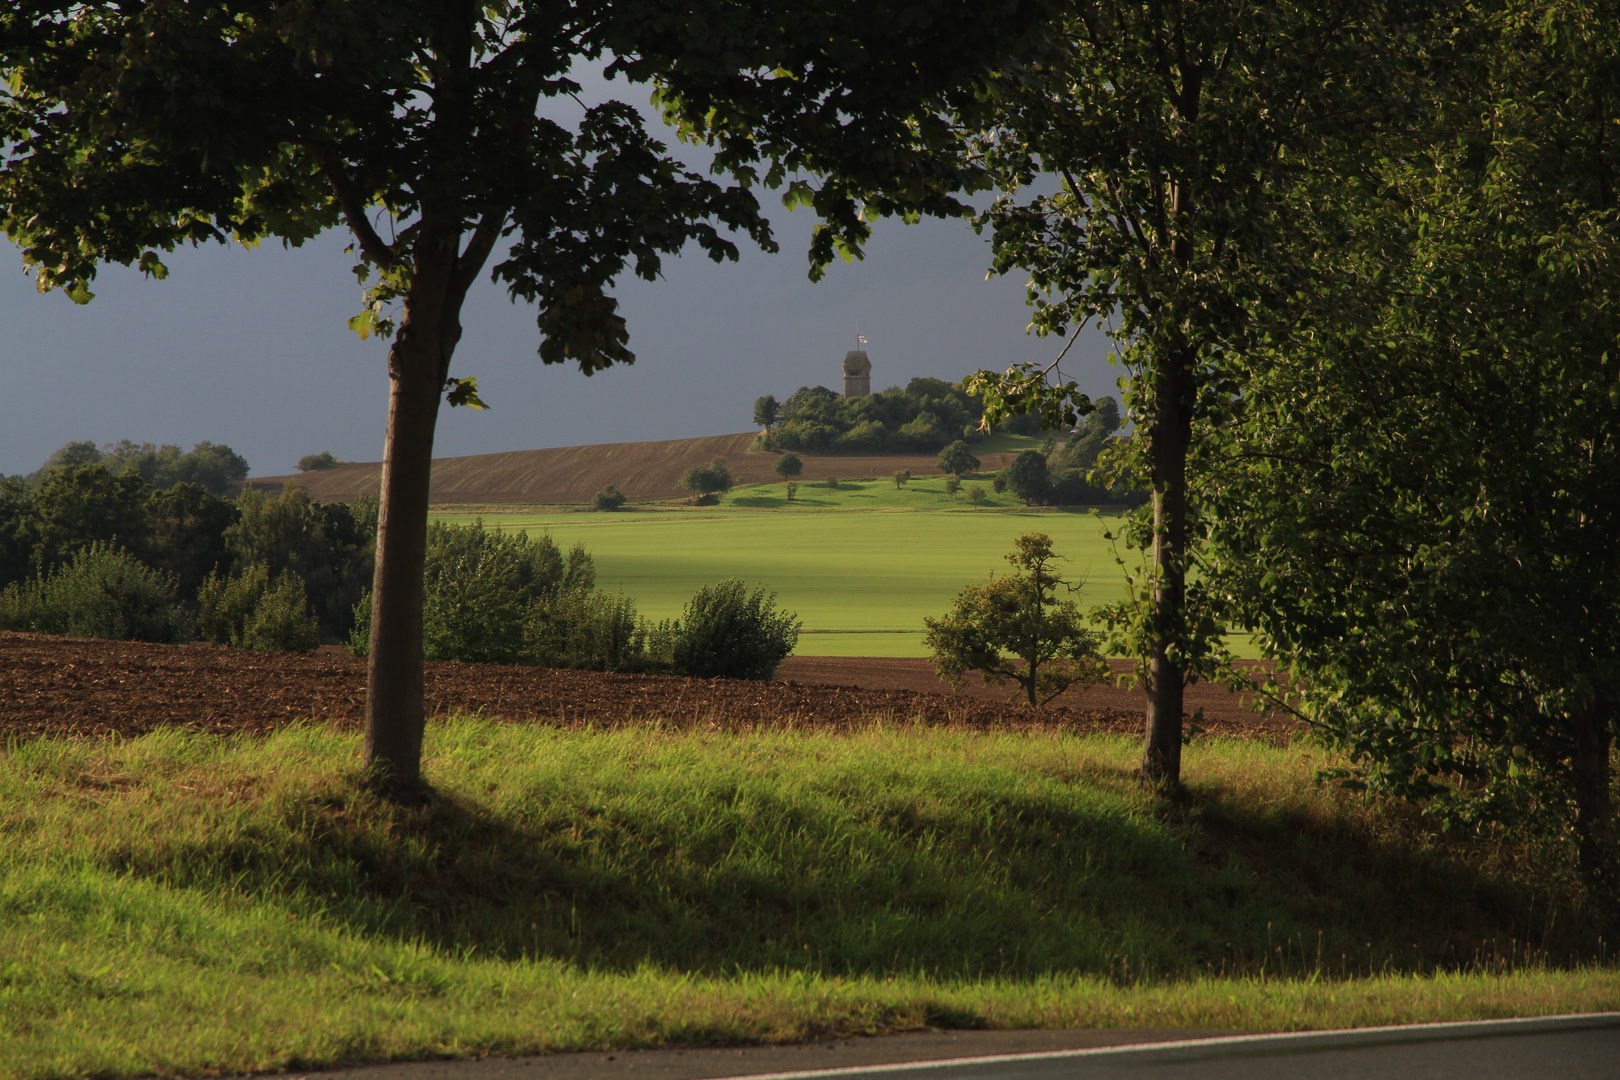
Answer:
(1571, 698, 1616, 901)
(1141, 343, 1193, 786)
(364, 250, 462, 794)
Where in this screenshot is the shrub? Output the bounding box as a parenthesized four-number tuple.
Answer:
(197, 562, 319, 652)
(992, 474, 1008, 494)
(659, 579, 800, 680)
(944, 475, 962, 497)
(350, 521, 591, 663)
(0, 543, 191, 642)
(680, 457, 734, 500)
(347, 592, 373, 656)
(826, 476, 839, 490)
(297, 451, 343, 472)
(967, 484, 987, 505)
(785, 480, 799, 502)
(526, 589, 645, 671)
(893, 469, 910, 488)
(593, 484, 628, 511)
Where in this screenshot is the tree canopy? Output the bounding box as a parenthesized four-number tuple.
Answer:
(1203, 0, 1620, 891)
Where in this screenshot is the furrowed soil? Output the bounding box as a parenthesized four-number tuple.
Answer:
(0, 631, 1296, 742)
(249, 432, 960, 506)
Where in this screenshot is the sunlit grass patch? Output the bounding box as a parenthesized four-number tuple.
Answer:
(1, 719, 1613, 1078)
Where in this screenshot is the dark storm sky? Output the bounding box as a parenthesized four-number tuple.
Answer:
(0, 85, 1120, 480)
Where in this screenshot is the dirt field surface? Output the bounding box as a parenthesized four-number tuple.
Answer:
(778, 656, 1290, 728)
(248, 432, 958, 506)
(0, 632, 1298, 743)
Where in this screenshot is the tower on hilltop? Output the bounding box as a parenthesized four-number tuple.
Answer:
(842, 349, 871, 399)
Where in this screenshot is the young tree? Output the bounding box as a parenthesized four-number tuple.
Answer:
(937, 439, 981, 478)
(773, 452, 804, 480)
(964, 0, 1421, 784)
(893, 469, 911, 488)
(925, 533, 1107, 706)
(2, 0, 1054, 792)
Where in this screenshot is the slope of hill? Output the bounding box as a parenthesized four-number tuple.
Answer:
(249, 432, 980, 506)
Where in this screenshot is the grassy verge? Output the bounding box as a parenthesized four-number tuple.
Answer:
(2, 719, 1613, 1078)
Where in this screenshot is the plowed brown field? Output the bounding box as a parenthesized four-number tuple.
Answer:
(248, 432, 957, 506)
(1, 632, 1297, 743)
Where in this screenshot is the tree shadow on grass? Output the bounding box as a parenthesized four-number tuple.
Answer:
(110, 760, 1603, 980)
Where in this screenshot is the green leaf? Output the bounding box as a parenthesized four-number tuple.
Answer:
(445, 377, 490, 410)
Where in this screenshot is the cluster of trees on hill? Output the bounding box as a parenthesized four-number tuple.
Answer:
(754, 377, 993, 454)
(996, 398, 1140, 506)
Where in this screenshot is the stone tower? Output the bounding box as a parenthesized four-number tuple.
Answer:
(842, 350, 871, 399)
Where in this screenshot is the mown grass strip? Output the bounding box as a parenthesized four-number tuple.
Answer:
(1, 720, 1612, 1078)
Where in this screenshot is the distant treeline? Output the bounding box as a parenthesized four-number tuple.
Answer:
(26, 439, 249, 496)
(1, 452, 377, 645)
(758, 376, 1034, 454)
(1, 442, 799, 679)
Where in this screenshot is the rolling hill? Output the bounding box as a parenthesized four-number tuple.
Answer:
(247, 432, 1009, 506)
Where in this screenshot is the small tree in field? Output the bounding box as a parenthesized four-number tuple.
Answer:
(679, 458, 734, 502)
(893, 469, 911, 488)
(785, 480, 800, 502)
(938, 440, 981, 478)
(774, 452, 804, 480)
(944, 475, 962, 498)
(592, 484, 627, 511)
(925, 533, 1107, 706)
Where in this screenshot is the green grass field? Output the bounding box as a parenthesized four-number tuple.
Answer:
(3, 720, 1611, 1078)
(437, 483, 1133, 658)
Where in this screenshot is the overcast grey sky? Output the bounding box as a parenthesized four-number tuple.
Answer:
(0, 85, 1120, 480)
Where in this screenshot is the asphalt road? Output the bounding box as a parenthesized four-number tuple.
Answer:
(305, 1015, 1620, 1080)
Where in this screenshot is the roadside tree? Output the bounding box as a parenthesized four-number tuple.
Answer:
(964, 0, 1425, 784)
(1206, 4, 1620, 893)
(925, 533, 1107, 706)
